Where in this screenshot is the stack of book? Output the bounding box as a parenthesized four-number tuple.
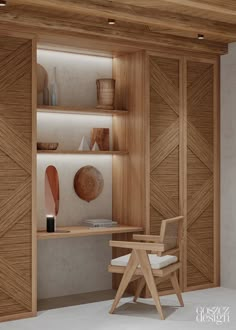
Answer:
(83, 219, 118, 228)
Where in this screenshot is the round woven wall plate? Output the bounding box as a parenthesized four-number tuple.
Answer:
(74, 166, 104, 202)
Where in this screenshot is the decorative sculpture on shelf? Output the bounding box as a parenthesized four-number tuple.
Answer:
(78, 136, 90, 151)
(74, 165, 104, 202)
(90, 128, 109, 151)
(37, 63, 49, 106)
(91, 142, 100, 151)
(45, 165, 60, 217)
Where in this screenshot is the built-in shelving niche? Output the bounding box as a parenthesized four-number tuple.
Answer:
(36, 48, 134, 306)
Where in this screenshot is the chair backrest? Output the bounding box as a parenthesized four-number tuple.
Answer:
(159, 216, 184, 253)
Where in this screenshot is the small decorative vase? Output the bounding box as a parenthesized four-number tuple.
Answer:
(51, 67, 58, 106)
(96, 79, 115, 110)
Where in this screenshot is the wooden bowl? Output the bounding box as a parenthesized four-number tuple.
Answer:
(37, 142, 59, 150)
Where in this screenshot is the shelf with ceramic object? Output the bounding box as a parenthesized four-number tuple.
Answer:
(37, 225, 143, 240)
(37, 105, 128, 116)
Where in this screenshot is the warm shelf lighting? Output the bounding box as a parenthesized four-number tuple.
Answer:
(197, 34, 204, 40)
(0, 0, 6, 6)
(108, 19, 116, 25)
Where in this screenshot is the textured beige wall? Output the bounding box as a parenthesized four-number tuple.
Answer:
(37, 50, 113, 299)
(221, 43, 236, 289)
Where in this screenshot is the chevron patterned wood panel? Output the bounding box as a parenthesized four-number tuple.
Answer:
(0, 35, 34, 321)
(186, 60, 215, 288)
(149, 55, 219, 292)
(150, 56, 180, 235)
(150, 55, 180, 291)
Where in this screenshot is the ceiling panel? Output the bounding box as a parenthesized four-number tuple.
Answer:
(1, 0, 233, 54)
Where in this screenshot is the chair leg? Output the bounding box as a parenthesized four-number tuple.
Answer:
(110, 251, 139, 314)
(170, 271, 184, 307)
(136, 250, 165, 320)
(133, 277, 145, 302)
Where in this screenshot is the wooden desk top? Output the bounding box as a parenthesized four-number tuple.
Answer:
(37, 225, 143, 240)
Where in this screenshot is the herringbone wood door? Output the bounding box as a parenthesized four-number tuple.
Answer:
(150, 55, 181, 291)
(149, 55, 219, 292)
(0, 35, 35, 321)
(186, 60, 217, 288)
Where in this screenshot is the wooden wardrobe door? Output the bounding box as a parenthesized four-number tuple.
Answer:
(149, 55, 181, 291)
(0, 35, 36, 321)
(186, 59, 219, 289)
(149, 55, 180, 234)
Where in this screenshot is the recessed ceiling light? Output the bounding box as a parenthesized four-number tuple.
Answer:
(0, 0, 6, 6)
(197, 34, 204, 40)
(108, 19, 116, 25)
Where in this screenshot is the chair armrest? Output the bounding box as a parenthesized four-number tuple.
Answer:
(109, 240, 165, 252)
(133, 234, 161, 243)
(164, 216, 184, 222)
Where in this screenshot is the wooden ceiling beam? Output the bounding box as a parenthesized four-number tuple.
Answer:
(144, 0, 236, 15)
(116, 1, 236, 25)
(119, 0, 236, 14)
(0, 7, 227, 54)
(8, 0, 236, 42)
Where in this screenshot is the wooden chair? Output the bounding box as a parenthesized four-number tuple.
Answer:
(108, 216, 184, 320)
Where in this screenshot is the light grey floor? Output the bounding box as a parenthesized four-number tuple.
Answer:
(0, 287, 235, 330)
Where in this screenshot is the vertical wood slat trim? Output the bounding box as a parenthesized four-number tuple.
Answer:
(144, 51, 150, 298)
(145, 51, 150, 235)
(213, 58, 220, 287)
(179, 56, 187, 291)
(31, 37, 37, 316)
(112, 51, 147, 293)
(112, 56, 129, 228)
(112, 55, 129, 291)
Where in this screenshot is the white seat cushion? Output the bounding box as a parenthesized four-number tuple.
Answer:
(111, 253, 177, 270)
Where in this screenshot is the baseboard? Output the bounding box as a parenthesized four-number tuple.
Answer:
(38, 289, 131, 311)
(184, 282, 216, 292)
(0, 311, 35, 323)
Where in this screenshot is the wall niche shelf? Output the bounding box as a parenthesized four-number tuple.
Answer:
(37, 225, 143, 240)
(37, 106, 128, 116)
(37, 150, 128, 155)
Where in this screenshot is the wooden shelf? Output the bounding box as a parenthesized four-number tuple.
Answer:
(37, 225, 143, 240)
(37, 106, 128, 116)
(37, 150, 128, 155)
